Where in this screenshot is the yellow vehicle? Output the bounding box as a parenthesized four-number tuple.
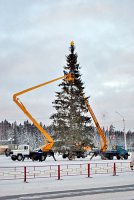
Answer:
(13, 73, 74, 161)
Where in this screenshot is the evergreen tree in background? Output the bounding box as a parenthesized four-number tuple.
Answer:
(0, 119, 134, 151)
(50, 41, 94, 149)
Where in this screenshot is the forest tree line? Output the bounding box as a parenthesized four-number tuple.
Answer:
(0, 120, 134, 150)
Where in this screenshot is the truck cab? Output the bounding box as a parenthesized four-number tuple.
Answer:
(11, 145, 30, 161)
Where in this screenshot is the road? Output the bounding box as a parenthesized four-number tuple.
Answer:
(0, 184, 134, 200)
(0, 155, 133, 200)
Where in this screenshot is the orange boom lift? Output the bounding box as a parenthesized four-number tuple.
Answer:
(13, 73, 74, 161)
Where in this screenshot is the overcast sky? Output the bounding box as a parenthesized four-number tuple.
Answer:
(0, 0, 134, 132)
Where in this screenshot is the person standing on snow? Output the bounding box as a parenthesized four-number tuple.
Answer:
(130, 148, 134, 170)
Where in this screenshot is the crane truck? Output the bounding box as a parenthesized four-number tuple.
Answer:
(12, 73, 74, 161)
(83, 96, 129, 160)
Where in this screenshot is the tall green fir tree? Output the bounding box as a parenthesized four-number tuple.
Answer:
(50, 41, 94, 149)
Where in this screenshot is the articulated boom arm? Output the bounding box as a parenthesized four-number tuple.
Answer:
(13, 74, 73, 152)
(83, 96, 107, 152)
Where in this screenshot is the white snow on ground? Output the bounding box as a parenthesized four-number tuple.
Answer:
(0, 154, 134, 200)
(0, 153, 132, 166)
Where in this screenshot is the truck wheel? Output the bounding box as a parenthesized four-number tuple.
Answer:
(62, 154, 67, 159)
(68, 154, 75, 160)
(116, 155, 120, 160)
(17, 154, 23, 161)
(81, 155, 86, 158)
(109, 154, 113, 160)
(11, 156, 17, 161)
(124, 154, 128, 160)
(31, 155, 38, 161)
(40, 155, 46, 161)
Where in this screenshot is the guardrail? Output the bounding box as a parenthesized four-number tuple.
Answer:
(0, 162, 133, 182)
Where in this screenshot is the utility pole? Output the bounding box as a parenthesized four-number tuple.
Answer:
(115, 111, 127, 150)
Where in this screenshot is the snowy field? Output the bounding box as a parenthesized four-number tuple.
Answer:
(0, 154, 134, 200)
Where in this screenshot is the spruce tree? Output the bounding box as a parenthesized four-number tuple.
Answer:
(50, 41, 94, 149)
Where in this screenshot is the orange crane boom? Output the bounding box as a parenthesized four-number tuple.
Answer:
(83, 96, 107, 152)
(13, 73, 74, 152)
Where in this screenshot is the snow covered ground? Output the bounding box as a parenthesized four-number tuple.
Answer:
(0, 155, 134, 200)
(0, 153, 132, 166)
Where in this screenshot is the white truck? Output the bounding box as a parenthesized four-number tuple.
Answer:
(11, 145, 31, 161)
(10, 144, 56, 161)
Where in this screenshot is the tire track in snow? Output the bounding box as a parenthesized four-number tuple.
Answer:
(0, 184, 134, 200)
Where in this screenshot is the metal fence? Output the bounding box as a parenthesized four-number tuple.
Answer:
(0, 162, 133, 182)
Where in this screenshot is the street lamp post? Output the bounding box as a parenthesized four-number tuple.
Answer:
(115, 111, 127, 150)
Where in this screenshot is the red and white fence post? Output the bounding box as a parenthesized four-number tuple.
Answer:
(113, 162, 116, 176)
(58, 165, 60, 180)
(87, 163, 91, 178)
(24, 166, 27, 182)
